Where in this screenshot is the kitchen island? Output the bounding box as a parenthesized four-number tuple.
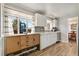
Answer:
(38, 31, 61, 50)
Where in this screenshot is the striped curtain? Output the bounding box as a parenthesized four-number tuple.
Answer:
(4, 16, 14, 36)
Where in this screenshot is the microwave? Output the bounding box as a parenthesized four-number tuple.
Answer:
(35, 26, 44, 32)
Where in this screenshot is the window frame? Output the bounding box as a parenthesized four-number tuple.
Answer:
(4, 14, 33, 35)
(19, 17, 28, 34)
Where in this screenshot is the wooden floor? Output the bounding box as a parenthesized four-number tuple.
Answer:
(27, 41, 77, 56)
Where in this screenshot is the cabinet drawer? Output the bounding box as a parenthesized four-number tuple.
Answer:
(20, 36, 29, 49)
(28, 35, 34, 47)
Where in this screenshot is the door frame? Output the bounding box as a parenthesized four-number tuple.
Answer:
(67, 16, 78, 55)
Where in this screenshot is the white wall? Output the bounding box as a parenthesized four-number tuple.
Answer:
(58, 17, 69, 42)
(0, 38, 4, 56)
(78, 17, 79, 55)
(0, 3, 4, 56)
(0, 4, 1, 37)
(0, 4, 1, 56)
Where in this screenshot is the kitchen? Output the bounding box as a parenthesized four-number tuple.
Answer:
(0, 3, 79, 56)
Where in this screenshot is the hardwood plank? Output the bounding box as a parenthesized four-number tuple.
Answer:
(28, 41, 77, 56)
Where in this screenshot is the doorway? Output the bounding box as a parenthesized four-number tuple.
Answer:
(68, 17, 78, 42)
(68, 16, 78, 55)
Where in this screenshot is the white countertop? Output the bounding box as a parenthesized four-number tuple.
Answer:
(4, 33, 39, 37)
(4, 31, 60, 37)
(35, 31, 60, 34)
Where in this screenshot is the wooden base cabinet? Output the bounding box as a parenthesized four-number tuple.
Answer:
(20, 34, 40, 49)
(32, 34, 40, 46)
(27, 35, 34, 47)
(5, 36, 21, 54)
(5, 34, 40, 55)
(20, 35, 29, 50)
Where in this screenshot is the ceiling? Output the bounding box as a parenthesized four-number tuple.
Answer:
(5, 3, 79, 18)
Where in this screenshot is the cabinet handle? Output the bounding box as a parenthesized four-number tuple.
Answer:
(26, 45, 28, 46)
(26, 36, 28, 38)
(17, 42, 20, 45)
(26, 41, 29, 42)
(33, 38, 35, 41)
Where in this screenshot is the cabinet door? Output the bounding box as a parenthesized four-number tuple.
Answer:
(20, 35, 29, 49)
(28, 35, 34, 47)
(6, 36, 21, 54)
(33, 34, 40, 45)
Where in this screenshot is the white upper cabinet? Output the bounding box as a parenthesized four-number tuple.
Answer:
(34, 13, 47, 26)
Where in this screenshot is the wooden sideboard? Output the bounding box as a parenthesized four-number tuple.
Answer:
(4, 34, 40, 55)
